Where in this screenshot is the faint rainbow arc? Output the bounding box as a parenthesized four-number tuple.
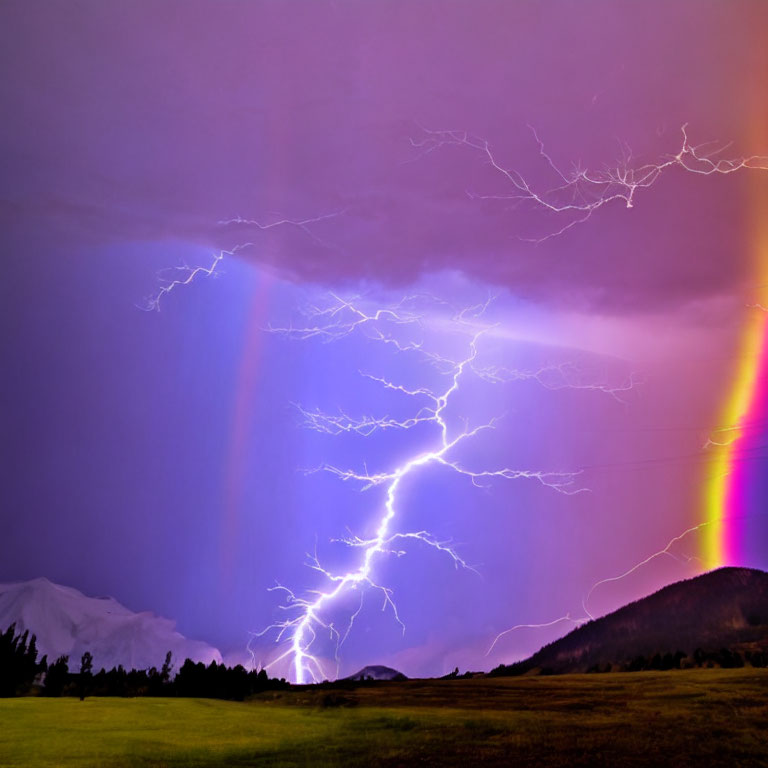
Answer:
(220, 270, 272, 585)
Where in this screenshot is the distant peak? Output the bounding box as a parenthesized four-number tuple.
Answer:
(345, 665, 407, 681)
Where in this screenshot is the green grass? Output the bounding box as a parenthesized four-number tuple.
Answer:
(1, 669, 767, 767)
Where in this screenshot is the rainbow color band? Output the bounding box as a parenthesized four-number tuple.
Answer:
(704, 140, 768, 568)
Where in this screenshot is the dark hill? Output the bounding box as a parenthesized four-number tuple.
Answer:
(345, 665, 407, 681)
(491, 567, 768, 676)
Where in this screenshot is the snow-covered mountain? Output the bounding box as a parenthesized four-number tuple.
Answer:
(0, 577, 221, 672)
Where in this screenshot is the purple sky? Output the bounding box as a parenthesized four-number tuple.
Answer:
(1, 0, 767, 678)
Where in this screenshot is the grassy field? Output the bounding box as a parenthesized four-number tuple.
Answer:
(1, 669, 767, 767)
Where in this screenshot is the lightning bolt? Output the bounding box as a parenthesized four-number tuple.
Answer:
(472, 361, 640, 405)
(411, 123, 766, 661)
(580, 523, 707, 620)
(141, 250, 226, 312)
(411, 124, 768, 242)
(150, 125, 765, 679)
(142, 211, 343, 311)
(487, 521, 709, 656)
(486, 615, 584, 656)
(255, 294, 642, 683)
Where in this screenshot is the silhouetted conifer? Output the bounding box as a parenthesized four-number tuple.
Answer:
(0, 623, 47, 696)
(43, 656, 70, 696)
(78, 651, 93, 700)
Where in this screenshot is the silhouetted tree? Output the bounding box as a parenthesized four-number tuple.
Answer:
(43, 656, 70, 696)
(0, 626, 290, 700)
(0, 624, 47, 696)
(161, 651, 173, 683)
(104, 664, 129, 696)
(172, 658, 289, 700)
(441, 667, 460, 679)
(78, 651, 93, 700)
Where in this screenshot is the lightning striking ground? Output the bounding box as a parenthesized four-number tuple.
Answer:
(255, 295, 605, 682)
(152, 125, 767, 679)
(254, 294, 644, 683)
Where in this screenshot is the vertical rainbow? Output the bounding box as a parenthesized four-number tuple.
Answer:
(703, 127, 768, 569)
(220, 269, 272, 586)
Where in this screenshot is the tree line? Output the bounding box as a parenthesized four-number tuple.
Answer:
(0, 623, 290, 699)
(490, 646, 768, 676)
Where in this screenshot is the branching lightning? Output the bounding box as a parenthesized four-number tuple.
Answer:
(153, 123, 766, 679)
(142, 250, 226, 312)
(486, 615, 584, 656)
(142, 211, 342, 311)
(488, 521, 709, 656)
(409, 122, 767, 662)
(411, 123, 768, 242)
(580, 523, 706, 620)
(253, 294, 645, 683)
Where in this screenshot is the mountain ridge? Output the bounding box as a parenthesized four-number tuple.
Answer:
(491, 567, 768, 676)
